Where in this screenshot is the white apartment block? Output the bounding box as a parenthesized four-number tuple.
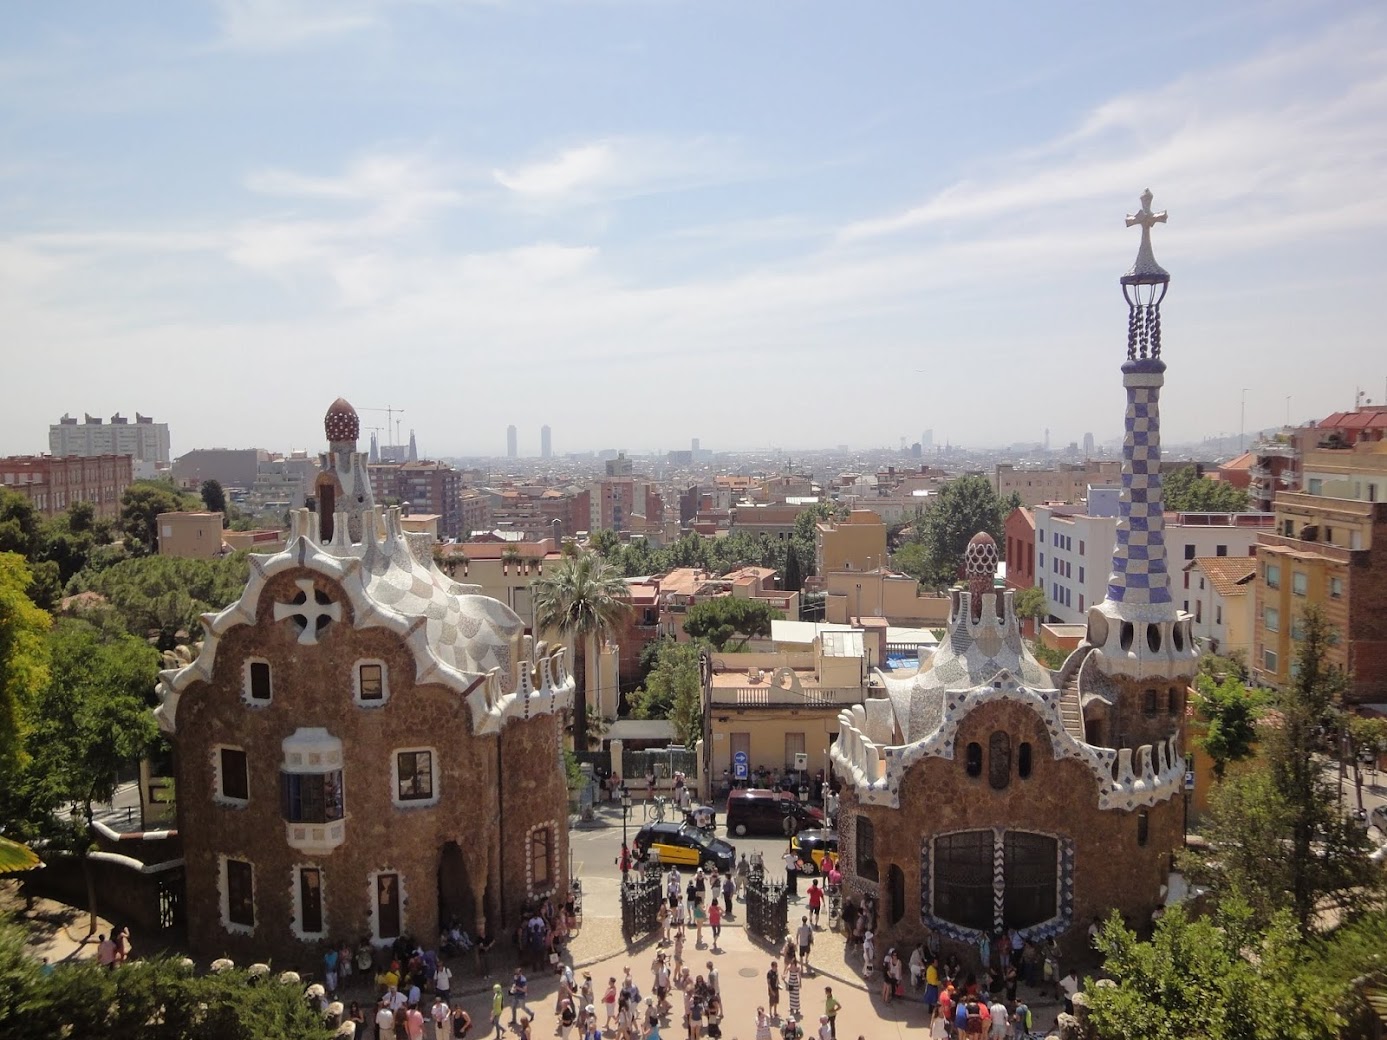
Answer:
(1033, 489, 1273, 624)
(50, 412, 170, 465)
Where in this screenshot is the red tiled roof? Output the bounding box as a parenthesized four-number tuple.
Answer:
(1188, 556, 1256, 598)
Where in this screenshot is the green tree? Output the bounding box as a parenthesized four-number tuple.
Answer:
(1162, 465, 1249, 512)
(10, 619, 159, 932)
(915, 475, 1007, 588)
(0, 489, 42, 559)
(1085, 904, 1342, 1040)
(1346, 714, 1387, 813)
(74, 554, 250, 650)
(118, 480, 201, 555)
(200, 478, 227, 515)
(683, 597, 782, 651)
(628, 640, 704, 745)
(1012, 585, 1048, 625)
(1194, 673, 1265, 781)
(0, 553, 50, 785)
(782, 542, 803, 593)
(532, 552, 630, 752)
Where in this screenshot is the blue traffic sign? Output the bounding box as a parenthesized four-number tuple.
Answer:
(733, 750, 749, 779)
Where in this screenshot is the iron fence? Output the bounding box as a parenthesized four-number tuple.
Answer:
(622, 746, 699, 782)
(620, 870, 664, 944)
(745, 870, 788, 946)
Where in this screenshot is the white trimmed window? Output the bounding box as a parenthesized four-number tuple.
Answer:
(354, 660, 388, 706)
(214, 745, 250, 806)
(368, 870, 405, 945)
(292, 866, 326, 940)
(392, 749, 438, 808)
(244, 658, 273, 705)
(220, 855, 256, 934)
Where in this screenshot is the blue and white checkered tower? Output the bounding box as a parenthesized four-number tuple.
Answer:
(1084, 191, 1198, 678)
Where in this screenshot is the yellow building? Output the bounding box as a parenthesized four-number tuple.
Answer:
(815, 509, 888, 574)
(1252, 493, 1387, 703)
(823, 569, 951, 627)
(1184, 557, 1256, 659)
(156, 511, 223, 559)
(1302, 440, 1387, 504)
(702, 630, 873, 787)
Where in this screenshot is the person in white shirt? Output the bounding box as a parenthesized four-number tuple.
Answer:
(434, 963, 452, 1004)
(1060, 970, 1080, 1014)
(375, 1001, 396, 1039)
(431, 995, 450, 1040)
(989, 998, 1009, 1039)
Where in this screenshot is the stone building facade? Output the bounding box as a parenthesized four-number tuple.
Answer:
(830, 193, 1193, 961)
(155, 399, 573, 962)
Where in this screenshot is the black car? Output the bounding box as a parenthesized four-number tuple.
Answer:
(633, 822, 736, 873)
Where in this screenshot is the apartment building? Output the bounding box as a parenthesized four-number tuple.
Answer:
(815, 509, 888, 574)
(1183, 557, 1256, 658)
(156, 511, 225, 559)
(367, 461, 463, 539)
(50, 412, 170, 466)
(993, 460, 1121, 507)
(0, 453, 133, 518)
(1252, 493, 1387, 704)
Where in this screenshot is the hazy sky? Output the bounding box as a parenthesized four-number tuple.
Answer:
(2, 1, 1384, 458)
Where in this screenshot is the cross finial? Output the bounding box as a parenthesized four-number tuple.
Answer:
(1121, 188, 1169, 285)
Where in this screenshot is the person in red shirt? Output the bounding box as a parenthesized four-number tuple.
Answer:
(709, 900, 723, 951)
(806, 881, 824, 927)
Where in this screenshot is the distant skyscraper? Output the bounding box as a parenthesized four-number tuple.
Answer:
(541, 425, 552, 459)
(507, 425, 517, 459)
(691, 437, 700, 457)
(1083, 431, 1095, 456)
(922, 429, 933, 448)
(1044, 428, 1051, 452)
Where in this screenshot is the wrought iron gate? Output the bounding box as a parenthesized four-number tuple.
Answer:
(745, 870, 788, 946)
(620, 870, 663, 943)
(157, 873, 185, 930)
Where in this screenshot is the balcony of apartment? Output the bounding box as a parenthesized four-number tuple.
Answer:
(706, 661, 867, 710)
(1172, 511, 1276, 529)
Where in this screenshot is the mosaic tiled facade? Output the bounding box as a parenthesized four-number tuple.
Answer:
(830, 195, 1194, 961)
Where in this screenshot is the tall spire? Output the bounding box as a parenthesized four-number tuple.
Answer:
(1105, 191, 1175, 618)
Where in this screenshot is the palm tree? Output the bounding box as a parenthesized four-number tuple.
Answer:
(532, 552, 630, 752)
(0, 835, 40, 872)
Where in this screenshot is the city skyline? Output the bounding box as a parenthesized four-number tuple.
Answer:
(1, 2, 1384, 456)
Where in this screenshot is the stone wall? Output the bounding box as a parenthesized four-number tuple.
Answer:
(839, 697, 1181, 963)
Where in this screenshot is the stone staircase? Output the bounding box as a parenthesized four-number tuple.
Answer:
(1057, 646, 1091, 742)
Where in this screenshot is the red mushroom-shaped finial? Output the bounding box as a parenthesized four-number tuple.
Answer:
(324, 398, 360, 444)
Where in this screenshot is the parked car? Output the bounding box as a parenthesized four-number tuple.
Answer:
(790, 829, 839, 873)
(633, 822, 736, 873)
(725, 788, 824, 837)
(1370, 804, 1387, 835)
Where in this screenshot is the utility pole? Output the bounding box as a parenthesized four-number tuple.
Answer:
(1240, 389, 1249, 451)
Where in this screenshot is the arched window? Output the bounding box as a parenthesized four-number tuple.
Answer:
(933, 831, 993, 931)
(988, 731, 1011, 790)
(1017, 742, 1033, 779)
(1146, 623, 1162, 653)
(1167, 687, 1180, 716)
(965, 743, 983, 778)
(1120, 622, 1135, 651)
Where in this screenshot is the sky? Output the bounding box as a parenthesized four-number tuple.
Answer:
(2, 1, 1385, 459)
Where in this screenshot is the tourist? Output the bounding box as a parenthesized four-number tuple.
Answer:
(114, 925, 131, 965)
(652, 955, 672, 1014)
(475, 930, 494, 978)
(988, 996, 1009, 1039)
(880, 949, 896, 1004)
(785, 957, 802, 1020)
(823, 987, 840, 1040)
(1012, 1001, 1032, 1039)
(429, 996, 449, 1040)
(605, 976, 620, 1027)
(736, 854, 751, 901)
(806, 880, 823, 927)
(767, 960, 781, 1019)
(1059, 969, 1080, 1015)
(434, 960, 452, 1006)
(780, 1014, 803, 1040)
(860, 931, 875, 979)
(923, 957, 941, 1020)
(617, 994, 635, 1040)
(796, 916, 814, 972)
(376, 998, 396, 1040)
(323, 944, 340, 997)
(755, 1007, 773, 1040)
(708, 900, 722, 951)
(692, 896, 706, 946)
(449, 1005, 472, 1040)
(817, 1014, 833, 1040)
(96, 933, 117, 970)
(405, 1002, 425, 1040)
(489, 985, 504, 1040)
(509, 968, 532, 1026)
(782, 845, 800, 898)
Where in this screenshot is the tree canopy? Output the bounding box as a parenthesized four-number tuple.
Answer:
(1162, 465, 1249, 512)
(628, 639, 703, 746)
(200, 479, 227, 515)
(1193, 672, 1265, 780)
(896, 475, 1011, 589)
(683, 596, 781, 650)
(72, 553, 250, 650)
(0, 553, 51, 788)
(118, 479, 202, 555)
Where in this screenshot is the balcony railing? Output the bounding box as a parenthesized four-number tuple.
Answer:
(708, 686, 859, 708)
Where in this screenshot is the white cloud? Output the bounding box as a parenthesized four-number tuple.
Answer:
(215, 0, 379, 50)
(493, 144, 613, 197)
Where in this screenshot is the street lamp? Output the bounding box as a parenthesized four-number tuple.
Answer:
(620, 784, 631, 848)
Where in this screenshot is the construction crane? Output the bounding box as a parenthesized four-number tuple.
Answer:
(358, 406, 406, 447)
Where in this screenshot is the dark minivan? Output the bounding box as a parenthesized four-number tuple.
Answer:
(725, 788, 824, 837)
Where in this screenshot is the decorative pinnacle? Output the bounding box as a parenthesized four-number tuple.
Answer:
(1121, 189, 1169, 286)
